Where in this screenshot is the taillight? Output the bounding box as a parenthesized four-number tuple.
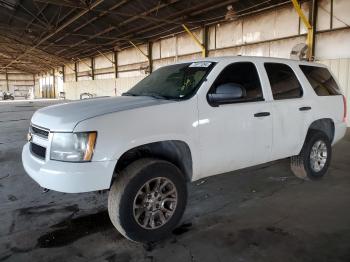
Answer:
(343, 95, 347, 123)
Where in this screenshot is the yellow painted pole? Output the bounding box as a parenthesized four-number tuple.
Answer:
(291, 0, 313, 60)
(182, 24, 206, 58)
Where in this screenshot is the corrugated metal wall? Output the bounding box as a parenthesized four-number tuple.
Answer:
(0, 71, 34, 100)
(63, 76, 145, 100)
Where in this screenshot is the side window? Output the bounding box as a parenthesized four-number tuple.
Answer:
(209, 62, 264, 104)
(264, 63, 303, 100)
(299, 65, 341, 96)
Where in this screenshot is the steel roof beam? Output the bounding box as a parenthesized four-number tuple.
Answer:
(53, 0, 180, 56)
(0, 0, 104, 72)
(65, 0, 234, 58)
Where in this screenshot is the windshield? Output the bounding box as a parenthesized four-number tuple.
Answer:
(123, 61, 215, 100)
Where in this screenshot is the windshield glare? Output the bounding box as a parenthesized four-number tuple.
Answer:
(124, 62, 215, 100)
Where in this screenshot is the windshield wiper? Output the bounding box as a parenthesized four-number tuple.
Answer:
(122, 92, 138, 96)
(123, 91, 177, 100)
(140, 93, 173, 100)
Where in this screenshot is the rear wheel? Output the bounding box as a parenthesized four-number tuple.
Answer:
(108, 158, 187, 243)
(291, 130, 332, 180)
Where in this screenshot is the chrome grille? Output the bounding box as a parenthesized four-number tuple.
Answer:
(30, 125, 49, 139)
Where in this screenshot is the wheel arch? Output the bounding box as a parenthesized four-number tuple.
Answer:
(304, 118, 335, 144)
(112, 140, 193, 185)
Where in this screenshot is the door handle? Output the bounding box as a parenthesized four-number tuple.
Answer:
(299, 106, 312, 111)
(254, 112, 270, 117)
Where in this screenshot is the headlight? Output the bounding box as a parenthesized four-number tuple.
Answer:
(50, 132, 97, 162)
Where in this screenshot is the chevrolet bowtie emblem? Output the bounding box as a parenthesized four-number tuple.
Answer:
(27, 132, 33, 142)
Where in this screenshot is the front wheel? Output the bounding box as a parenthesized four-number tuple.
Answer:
(291, 130, 332, 180)
(108, 158, 187, 243)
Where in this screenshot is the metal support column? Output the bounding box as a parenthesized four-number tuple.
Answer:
(91, 57, 95, 80)
(113, 50, 118, 78)
(147, 41, 153, 74)
(291, 0, 314, 60)
(33, 74, 35, 98)
(129, 41, 152, 74)
(74, 62, 78, 82)
(330, 0, 333, 29)
(311, 0, 318, 58)
(62, 65, 65, 83)
(52, 69, 56, 98)
(5, 68, 9, 91)
(202, 25, 209, 58)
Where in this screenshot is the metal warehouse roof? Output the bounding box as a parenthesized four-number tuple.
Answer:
(0, 0, 290, 73)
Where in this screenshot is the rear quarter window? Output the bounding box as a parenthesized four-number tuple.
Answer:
(299, 65, 341, 96)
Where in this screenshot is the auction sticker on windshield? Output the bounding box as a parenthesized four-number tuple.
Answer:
(189, 61, 212, 68)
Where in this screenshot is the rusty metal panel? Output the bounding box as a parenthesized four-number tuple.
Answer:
(242, 9, 275, 43)
(215, 20, 243, 49)
(315, 29, 350, 60)
(242, 43, 270, 57)
(333, 0, 350, 29)
(209, 46, 242, 57)
(152, 41, 161, 60)
(65, 63, 75, 74)
(94, 53, 113, 70)
(118, 45, 148, 66)
(269, 36, 306, 58)
(208, 26, 216, 50)
(317, 0, 331, 31)
(160, 37, 176, 58)
(153, 57, 177, 71)
(274, 6, 299, 38)
(78, 58, 91, 72)
(177, 29, 203, 55)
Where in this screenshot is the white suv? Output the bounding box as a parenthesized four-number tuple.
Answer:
(22, 56, 347, 242)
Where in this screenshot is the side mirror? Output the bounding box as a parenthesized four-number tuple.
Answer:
(208, 83, 246, 106)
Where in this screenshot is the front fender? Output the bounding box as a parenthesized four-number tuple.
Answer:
(73, 99, 201, 178)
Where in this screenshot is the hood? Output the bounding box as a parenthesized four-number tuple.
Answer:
(31, 96, 171, 131)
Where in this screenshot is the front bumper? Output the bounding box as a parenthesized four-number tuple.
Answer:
(22, 143, 116, 193)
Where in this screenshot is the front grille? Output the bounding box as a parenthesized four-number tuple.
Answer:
(31, 125, 49, 139)
(30, 143, 46, 160)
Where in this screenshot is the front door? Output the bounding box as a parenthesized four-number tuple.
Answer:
(197, 61, 273, 178)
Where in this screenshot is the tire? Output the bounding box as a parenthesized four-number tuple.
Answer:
(108, 158, 187, 243)
(291, 130, 332, 180)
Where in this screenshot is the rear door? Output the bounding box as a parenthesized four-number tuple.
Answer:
(264, 62, 312, 159)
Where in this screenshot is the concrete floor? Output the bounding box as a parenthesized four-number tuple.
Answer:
(1, 100, 350, 262)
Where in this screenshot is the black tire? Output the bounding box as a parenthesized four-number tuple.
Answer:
(291, 130, 332, 180)
(108, 158, 187, 243)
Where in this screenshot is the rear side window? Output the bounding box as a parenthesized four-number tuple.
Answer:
(299, 65, 341, 96)
(264, 63, 303, 100)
